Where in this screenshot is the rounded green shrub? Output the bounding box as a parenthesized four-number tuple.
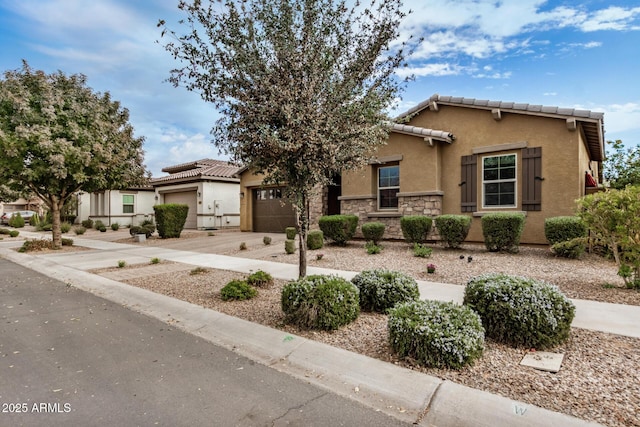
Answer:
(281, 275, 359, 330)
(60, 222, 71, 234)
(400, 216, 432, 244)
(544, 216, 587, 245)
(98, 226, 107, 232)
(263, 236, 272, 245)
(9, 213, 25, 228)
(221, 280, 257, 301)
(285, 227, 297, 240)
(463, 273, 575, 349)
(412, 243, 432, 258)
(365, 241, 381, 254)
(9, 230, 19, 238)
(361, 222, 385, 244)
(481, 213, 525, 252)
(247, 270, 273, 287)
(306, 230, 324, 250)
(318, 214, 358, 246)
(111, 223, 120, 231)
(154, 204, 188, 238)
(93, 220, 105, 230)
(551, 237, 586, 259)
(130, 224, 154, 238)
(285, 239, 296, 254)
(351, 269, 419, 312)
(74, 226, 87, 235)
(81, 219, 94, 229)
(388, 300, 485, 369)
(61, 238, 74, 246)
(434, 215, 472, 249)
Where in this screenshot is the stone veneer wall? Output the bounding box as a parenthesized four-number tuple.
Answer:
(340, 192, 443, 240)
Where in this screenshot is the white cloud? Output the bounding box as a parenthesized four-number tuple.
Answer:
(602, 102, 640, 134)
(579, 7, 640, 32)
(396, 63, 465, 78)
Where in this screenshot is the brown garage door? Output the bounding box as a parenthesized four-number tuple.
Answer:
(253, 187, 296, 233)
(164, 191, 197, 229)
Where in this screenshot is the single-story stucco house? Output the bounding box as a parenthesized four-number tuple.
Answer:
(240, 94, 605, 245)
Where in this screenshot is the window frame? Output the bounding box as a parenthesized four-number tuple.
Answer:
(122, 194, 135, 214)
(481, 153, 517, 209)
(377, 164, 400, 210)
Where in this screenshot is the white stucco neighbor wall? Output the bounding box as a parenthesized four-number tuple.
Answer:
(86, 189, 156, 226)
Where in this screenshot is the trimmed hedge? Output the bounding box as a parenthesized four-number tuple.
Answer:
(154, 204, 189, 238)
(351, 269, 419, 312)
(361, 222, 385, 244)
(388, 300, 485, 369)
(463, 273, 575, 349)
(306, 230, 324, 250)
(481, 213, 525, 252)
(544, 216, 587, 245)
(434, 215, 471, 249)
(400, 216, 432, 244)
(130, 223, 155, 238)
(285, 239, 296, 254)
(551, 237, 586, 259)
(281, 275, 359, 330)
(285, 227, 297, 240)
(318, 214, 358, 246)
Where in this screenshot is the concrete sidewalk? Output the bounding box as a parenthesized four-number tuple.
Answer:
(1, 232, 624, 426)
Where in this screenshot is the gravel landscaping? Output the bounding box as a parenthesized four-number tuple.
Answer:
(90, 236, 640, 427)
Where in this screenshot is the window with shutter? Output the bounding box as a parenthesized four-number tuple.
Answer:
(482, 154, 517, 208)
(461, 155, 477, 212)
(522, 147, 542, 211)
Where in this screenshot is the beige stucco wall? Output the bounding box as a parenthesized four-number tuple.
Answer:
(342, 104, 598, 245)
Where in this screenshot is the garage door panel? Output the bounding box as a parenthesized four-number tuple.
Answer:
(253, 187, 296, 233)
(164, 192, 197, 229)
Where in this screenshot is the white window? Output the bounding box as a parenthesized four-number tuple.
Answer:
(122, 194, 135, 214)
(482, 154, 516, 208)
(378, 165, 399, 209)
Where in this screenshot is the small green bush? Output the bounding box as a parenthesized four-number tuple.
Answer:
(388, 300, 485, 369)
(130, 224, 155, 238)
(281, 275, 360, 330)
(29, 213, 40, 226)
(481, 213, 525, 252)
(285, 227, 297, 240)
(351, 269, 419, 312)
(361, 222, 385, 245)
(111, 223, 120, 231)
(412, 243, 433, 258)
(9, 213, 25, 228)
(18, 239, 52, 252)
(74, 226, 86, 235)
(9, 230, 19, 238)
(434, 215, 472, 249)
(247, 270, 273, 287)
(190, 266, 208, 275)
(318, 214, 358, 246)
(400, 216, 432, 244)
(221, 280, 257, 301)
(41, 224, 52, 231)
(0, 228, 10, 235)
(154, 204, 189, 238)
(239, 242, 247, 250)
(551, 237, 587, 259)
(365, 241, 382, 254)
(117, 260, 126, 268)
(463, 273, 575, 349)
(99, 226, 107, 232)
(306, 230, 324, 250)
(81, 219, 94, 229)
(61, 238, 74, 246)
(263, 236, 272, 245)
(150, 257, 161, 264)
(285, 239, 296, 254)
(94, 220, 105, 230)
(544, 216, 587, 245)
(60, 222, 71, 234)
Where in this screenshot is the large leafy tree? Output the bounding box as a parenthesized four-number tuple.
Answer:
(159, 0, 414, 277)
(0, 62, 148, 248)
(604, 139, 640, 189)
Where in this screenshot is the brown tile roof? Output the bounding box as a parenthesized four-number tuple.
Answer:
(151, 159, 241, 185)
(397, 94, 605, 161)
(391, 123, 455, 143)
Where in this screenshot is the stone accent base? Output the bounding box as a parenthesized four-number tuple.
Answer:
(341, 193, 443, 240)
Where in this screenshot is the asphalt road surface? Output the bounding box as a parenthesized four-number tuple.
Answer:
(0, 258, 409, 427)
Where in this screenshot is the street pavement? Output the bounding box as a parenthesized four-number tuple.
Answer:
(0, 258, 408, 427)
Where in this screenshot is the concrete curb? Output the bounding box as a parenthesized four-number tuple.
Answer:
(0, 247, 603, 426)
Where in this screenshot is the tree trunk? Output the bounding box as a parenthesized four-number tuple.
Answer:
(295, 193, 309, 278)
(50, 197, 62, 249)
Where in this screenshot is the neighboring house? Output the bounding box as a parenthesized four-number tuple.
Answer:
(340, 94, 605, 245)
(0, 197, 44, 218)
(151, 159, 241, 230)
(81, 186, 156, 227)
(240, 94, 605, 245)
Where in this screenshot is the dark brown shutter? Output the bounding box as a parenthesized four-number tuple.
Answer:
(461, 155, 477, 212)
(522, 147, 542, 211)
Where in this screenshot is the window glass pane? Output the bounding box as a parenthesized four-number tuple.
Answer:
(123, 195, 134, 204)
(379, 189, 398, 208)
(500, 194, 515, 205)
(484, 157, 498, 168)
(500, 182, 515, 193)
(484, 169, 498, 180)
(123, 205, 134, 214)
(500, 167, 516, 180)
(485, 195, 499, 206)
(500, 155, 516, 167)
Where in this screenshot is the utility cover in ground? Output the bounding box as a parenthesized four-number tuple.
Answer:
(520, 351, 564, 373)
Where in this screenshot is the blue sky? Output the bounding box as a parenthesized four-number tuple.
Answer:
(1, 0, 639, 177)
